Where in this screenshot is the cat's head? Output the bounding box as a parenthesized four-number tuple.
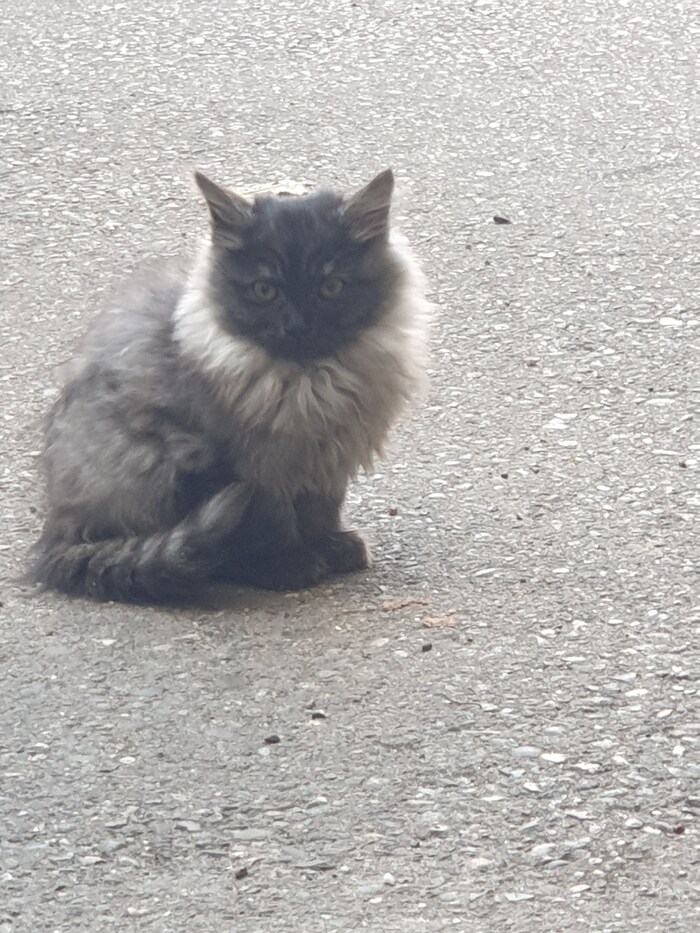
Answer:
(194, 169, 402, 363)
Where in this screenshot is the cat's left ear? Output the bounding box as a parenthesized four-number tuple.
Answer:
(194, 171, 252, 248)
(343, 169, 394, 242)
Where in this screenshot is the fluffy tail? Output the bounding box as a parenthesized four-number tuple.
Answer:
(31, 484, 252, 605)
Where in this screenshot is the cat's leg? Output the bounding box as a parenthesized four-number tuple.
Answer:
(215, 491, 330, 591)
(228, 548, 329, 592)
(294, 492, 371, 576)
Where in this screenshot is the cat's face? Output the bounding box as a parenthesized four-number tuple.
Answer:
(196, 170, 401, 363)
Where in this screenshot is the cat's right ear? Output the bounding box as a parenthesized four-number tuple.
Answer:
(343, 169, 394, 243)
(194, 171, 252, 249)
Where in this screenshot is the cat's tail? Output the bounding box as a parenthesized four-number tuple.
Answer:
(30, 483, 252, 605)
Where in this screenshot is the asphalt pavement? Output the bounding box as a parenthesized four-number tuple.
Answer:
(1, 1, 697, 930)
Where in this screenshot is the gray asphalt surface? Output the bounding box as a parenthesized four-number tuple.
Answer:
(1, 1, 698, 930)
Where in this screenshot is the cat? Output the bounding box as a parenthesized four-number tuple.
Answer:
(30, 168, 430, 604)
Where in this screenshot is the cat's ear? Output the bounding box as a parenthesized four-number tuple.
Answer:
(194, 171, 252, 248)
(343, 169, 394, 242)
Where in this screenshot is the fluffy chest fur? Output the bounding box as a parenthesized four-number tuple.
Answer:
(174, 237, 429, 498)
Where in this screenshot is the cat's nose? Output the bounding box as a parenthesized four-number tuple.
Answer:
(283, 314, 310, 339)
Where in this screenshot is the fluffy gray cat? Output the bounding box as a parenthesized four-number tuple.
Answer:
(31, 169, 430, 604)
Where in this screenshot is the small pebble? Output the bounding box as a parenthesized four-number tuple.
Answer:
(231, 828, 268, 841)
(541, 752, 567, 763)
(100, 839, 127, 855)
(296, 859, 336, 871)
(264, 734, 281, 744)
(49, 852, 74, 863)
(357, 883, 384, 897)
(561, 837, 591, 854)
(421, 643, 433, 653)
(117, 856, 140, 867)
(306, 796, 328, 808)
(469, 857, 493, 870)
(493, 215, 512, 225)
(530, 843, 557, 862)
(513, 746, 541, 758)
(565, 810, 593, 821)
(574, 761, 601, 773)
(105, 817, 129, 829)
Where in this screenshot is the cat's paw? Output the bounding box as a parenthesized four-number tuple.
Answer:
(236, 550, 329, 592)
(317, 530, 371, 575)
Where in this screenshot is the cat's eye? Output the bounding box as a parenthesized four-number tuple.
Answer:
(319, 278, 344, 299)
(249, 281, 278, 303)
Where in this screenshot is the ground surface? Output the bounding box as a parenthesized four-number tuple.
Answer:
(1, 1, 698, 931)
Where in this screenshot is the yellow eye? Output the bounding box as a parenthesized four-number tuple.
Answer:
(319, 278, 344, 299)
(250, 281, 278, 302)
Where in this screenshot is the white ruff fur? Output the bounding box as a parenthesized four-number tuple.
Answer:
(173, 234, 430, 498)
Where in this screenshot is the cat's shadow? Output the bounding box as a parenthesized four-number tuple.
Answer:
(201, 582, 316, 612)
(201, 569, 370, 611)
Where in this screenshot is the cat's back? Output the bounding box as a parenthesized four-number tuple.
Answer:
(49, 254, 203, 440)
(84, 256, 189, 364)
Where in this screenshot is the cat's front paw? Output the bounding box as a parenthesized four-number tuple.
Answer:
(317, 530, 371, 575)
(237, 550, 329, 592)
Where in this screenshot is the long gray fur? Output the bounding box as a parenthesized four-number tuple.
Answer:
(31, 170, 430, 604)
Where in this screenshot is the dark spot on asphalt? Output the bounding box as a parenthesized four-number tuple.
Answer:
(264, 734, 281, 744)
(235, 866, 249, 879)
(493, 215, 511, 224)
(311, 710, 327, 720)
(421, 643, 433, 653)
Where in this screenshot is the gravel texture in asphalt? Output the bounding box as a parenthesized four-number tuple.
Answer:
(1, 1, 697, 930)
